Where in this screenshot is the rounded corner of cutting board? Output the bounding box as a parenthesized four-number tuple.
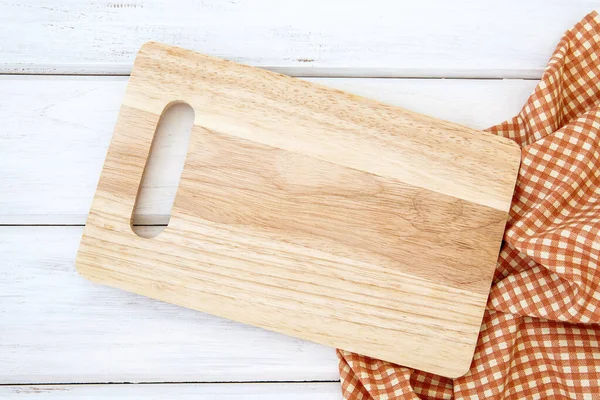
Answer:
(137, 40, 163, 54)
(444, 346, 479, 379)
(133, 41, 173, 70)
(444, 363, 474, 380)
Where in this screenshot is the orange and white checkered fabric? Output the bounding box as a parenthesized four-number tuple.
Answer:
(338, 11, 600, 400)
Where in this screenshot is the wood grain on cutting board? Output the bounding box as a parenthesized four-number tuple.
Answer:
(76, 42, 521, 378)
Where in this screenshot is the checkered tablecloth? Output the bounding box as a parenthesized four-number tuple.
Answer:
(338, 11, 600, 399)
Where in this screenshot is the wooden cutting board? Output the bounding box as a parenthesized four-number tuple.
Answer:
(76, 42, 521, 378)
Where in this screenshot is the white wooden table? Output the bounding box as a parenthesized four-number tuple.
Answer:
(0, 1, 594, 398)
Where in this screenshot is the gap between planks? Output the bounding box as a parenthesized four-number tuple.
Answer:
(0, 380, 340, 386)
(0, 382, 342, 399)
(0, 66, 546, 79)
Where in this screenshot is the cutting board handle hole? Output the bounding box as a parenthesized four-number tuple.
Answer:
(131, 101, 195, 238)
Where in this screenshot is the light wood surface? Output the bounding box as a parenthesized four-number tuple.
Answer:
(0, 78, 535, 385)
(0, 0, 592, 78)
(76, 42, 521, 377)
(0, 227, 338, 384)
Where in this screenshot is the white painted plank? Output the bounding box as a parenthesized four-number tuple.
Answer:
(0, 76, 537, 224)
(0, 0, 594, 77)
(0, 383, 341, 399)
(0, 226, 339, 384)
